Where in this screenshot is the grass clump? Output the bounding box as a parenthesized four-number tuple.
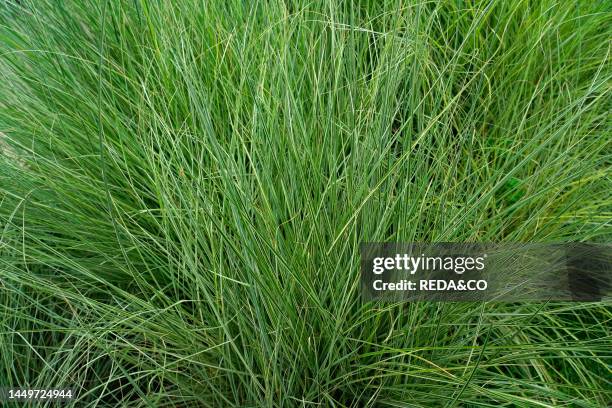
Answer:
(1, 0, 611, 406)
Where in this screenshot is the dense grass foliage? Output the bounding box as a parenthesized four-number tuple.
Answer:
(1, 0, 611, 406)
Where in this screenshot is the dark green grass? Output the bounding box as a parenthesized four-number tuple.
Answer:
(1, 0, 611, 406)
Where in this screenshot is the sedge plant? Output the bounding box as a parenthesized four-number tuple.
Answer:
(0, 0, 611, 406)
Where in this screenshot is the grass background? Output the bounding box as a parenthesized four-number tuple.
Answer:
(0, 0, 610, 406)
